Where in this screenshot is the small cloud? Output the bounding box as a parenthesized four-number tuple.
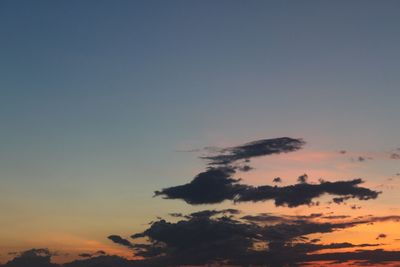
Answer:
(297, 174, 308, 183)
(390, 153, 400, 160)
(358, 156, 366, 162)
(273, 177, 282, 183)
(238, 165, 253, 172)
(376, 233, 387, 240)
(352, 156, 373, 163)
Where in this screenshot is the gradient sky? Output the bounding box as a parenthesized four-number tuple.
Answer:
(1, 0, 400, 264)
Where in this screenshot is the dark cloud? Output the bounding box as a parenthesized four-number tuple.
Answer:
(288, 242, 380, 254)
(130, 216, 257, 265)
(200, 137, 305, 165)
(235, 179, 379, 207)
(63, 255, 142, 267)
(157, 138, 305, 206)
(351, 156, 373, 163)
(241, 213, 324, 225)
(261, 221, 357, 242)
(297, 174, 308, 183)
(362, 215, 400, 223)
(169, 209, 240, 219)
(1, 248, 57, 267)
(238, 165, 253, 172)
(390, 153, 400, 159)
(306, 249, 400, 264)
(146, 138, 386, 265)
(156, 170, 380, 207)
(241, 213, 290, 224)
(272, 177, 282, 183)
(5, 248, 400, 267)
(78, 254, 92, 258)
(376, 234, 387, 240)
(4, 214, 400, 267)
(168, 212, 185, 218)
(107, 235, 133, 248)
(154, 167, 245, 205)
(155, 137, 379, 207)
(333, 196, 352, 204)
(189, 209, 240, 218)
(77, 251, 106, 258)
(321, 215, 351, 219)
(106, 211, 400, 267)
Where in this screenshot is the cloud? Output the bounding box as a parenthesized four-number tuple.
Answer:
(288, 242, 380, 254)
(1, 248, 57, 267)
(78, 254, 92, 258)
(390, 153, 400, 159)
(78, 251, 106, 258)
(241, 213, 325, 225)
(238, 165, 253, 172)
(232, 178, 379, 207)
(63, 255, 140, 267)
(200, 137, 305, 165)
(306, 249, 400, 264)
(272, 177, 282, 183)
(241, 213, 290, 224)
(107, 235, 134, 249)
(189, 209, 240, 218)
(116, 137, 387, 265)
(154, 167, 245, 205)
(130, 215, 257, 265)
(321, 215, 350, 219)
(362, 215, 400, 223)
(4, 214, 400, 267)
(156, 169, 380, 207)
(376, 234, 387, 240)
(155, 137, 379, 207)
(107, 211, 400, 267)
(297, 174, 308, 183)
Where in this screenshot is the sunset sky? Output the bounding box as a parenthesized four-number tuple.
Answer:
(1, 1, 400, 266)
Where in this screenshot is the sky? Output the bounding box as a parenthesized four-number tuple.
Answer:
(0, 1, 400, 266)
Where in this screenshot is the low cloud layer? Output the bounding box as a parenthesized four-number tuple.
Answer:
(3, 213, 400, 266)
(105, 210, 400, 267)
